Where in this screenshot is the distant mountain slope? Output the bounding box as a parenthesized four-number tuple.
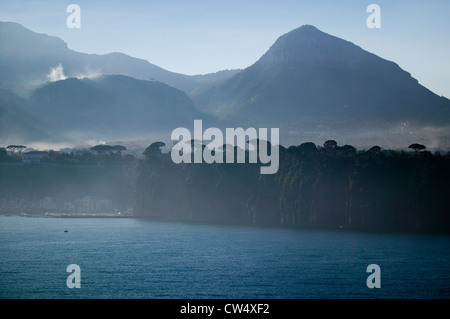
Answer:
(0, 89, 49, 143)
(25, 75, 202, 141)
(1, 22, 450, 149)
(193, 25, 450, 146)
(0, 21, 238, 95)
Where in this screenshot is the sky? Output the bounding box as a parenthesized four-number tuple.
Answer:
(0, 0, 449, 98)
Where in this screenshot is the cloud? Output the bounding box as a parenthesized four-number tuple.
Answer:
(46, 63, 103, 82)
(73, 69, 102, 80)
(47, 63, 67, 82)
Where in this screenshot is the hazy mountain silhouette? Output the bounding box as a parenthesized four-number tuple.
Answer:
(193, 25, 450, 147)
(0, 89, 50, 143)
(1, 22, 450, 149)
(0, 21, 238, 95)
(24, 75, 206, 143)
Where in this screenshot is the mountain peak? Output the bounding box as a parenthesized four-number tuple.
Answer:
(293, 24, 321, 33)
(275, 24, 328, 44)
(257, 25, 364, 66)
(195, 24, 450, 147)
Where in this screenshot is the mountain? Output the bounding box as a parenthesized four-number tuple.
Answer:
(2, 22, 450, 149)
(0, 21, 238, 95)
(0, 21, 231, 147)
(0, 88, 50, 143)
(193, 25, 450, 148)
(22, 75, 206, 144)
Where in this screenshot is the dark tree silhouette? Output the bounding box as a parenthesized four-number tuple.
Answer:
(369, 145, 381, 153)
(6, 145, 27, 156)
(112, 145, 127, 155)
(143, 142, 166, 157)
(6, 145, 14, 155)
(18, 145, 26, 156)
(408, 143, 426, 154)
(298, 142, 317, 153)
(323, 140, 338, 149)
(91, 144, 114, 154)
(339, 145, 356, 154)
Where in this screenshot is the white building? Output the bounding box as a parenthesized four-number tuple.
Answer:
(22, 151, 48, 164)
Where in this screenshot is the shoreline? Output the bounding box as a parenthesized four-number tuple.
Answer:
(0, 211, 133, 218)
(1, 211, 450, 236)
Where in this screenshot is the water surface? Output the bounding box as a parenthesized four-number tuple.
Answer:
(0, 215, 449, 298)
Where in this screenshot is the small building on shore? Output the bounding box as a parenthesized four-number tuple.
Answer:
(22, 151, 49, 164)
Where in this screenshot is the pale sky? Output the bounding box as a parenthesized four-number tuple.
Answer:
(1, 0, 449, 98)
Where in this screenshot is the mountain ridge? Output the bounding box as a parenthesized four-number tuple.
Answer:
(192, 25, 450, 147)
(1, 22, 449, 149)
(1, 74, 210, 146)
(0, 21, 239, 95)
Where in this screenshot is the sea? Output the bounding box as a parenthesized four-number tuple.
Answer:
(0, 215, 449, 299)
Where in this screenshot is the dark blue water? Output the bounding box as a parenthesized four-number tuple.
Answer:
(0, 215, 449, 299)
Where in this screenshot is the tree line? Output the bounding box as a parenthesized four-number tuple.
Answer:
(2, 140, 449, 233)
(133, 141, 450, 233)
(0, 144, 133, 164)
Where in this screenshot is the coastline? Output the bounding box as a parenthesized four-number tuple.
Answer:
(0, 210, 133, 218)
(2, 210, 449, 237)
